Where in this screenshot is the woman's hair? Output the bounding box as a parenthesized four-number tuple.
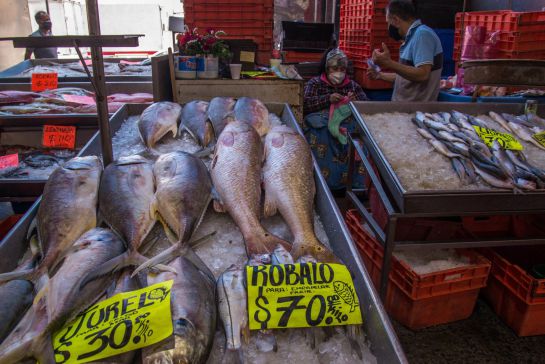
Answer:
(318, 47, 334, 75)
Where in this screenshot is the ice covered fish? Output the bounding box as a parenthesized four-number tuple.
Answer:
(263, 125, 339, 263)
(0, 156, 101, 284)
(211, 121, 290, 256)
(152, 151, 212, 244)
(180, 100, 214, 147)
(208, 97, 236, 138)
(0, 228, 125, 364)
(142, 251, 216, 364)
(217, 265, 249, 364)
(138, 101, 182, 149)
(234, 97, 270, 137)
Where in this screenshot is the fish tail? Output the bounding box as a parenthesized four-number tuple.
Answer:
(78, 251, 133, 289)
(131, 243, 185, 277)
(290, 237, 341, 264)
(221, 348, 244, 364)
(245, 230, 291, 256)
(34, 333, 56, 364)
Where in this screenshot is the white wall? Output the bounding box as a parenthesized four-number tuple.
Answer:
(0, 0, 32, 69)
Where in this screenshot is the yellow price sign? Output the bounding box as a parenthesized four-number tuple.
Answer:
(473, 126, 523, 151)
(533, 131, 545, 148)
(53, 280, 174, 364)
(246, 263, 363, 330)
(239, 51, 255, 63)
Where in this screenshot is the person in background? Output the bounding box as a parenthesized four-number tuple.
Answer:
(368, 0, 443, 101)
(303, 48, 368, 196)
(24, 11, 58, 60)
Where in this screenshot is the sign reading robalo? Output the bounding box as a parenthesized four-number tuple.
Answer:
(53, 280, 174, 364)
(246, 263, 363, 330)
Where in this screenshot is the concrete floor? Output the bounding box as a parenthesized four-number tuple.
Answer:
(393, 299, 545, 364)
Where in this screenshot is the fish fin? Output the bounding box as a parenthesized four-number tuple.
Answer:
(221, 348, 244, 364)
(242, 324, 251, 346)
(131, 243, 185, 277)
(33, 279, 49, 308)
(25, 216, 38, 244)
(49, 241, 91, 276)
(192, 145, 215, 158)
(78, 251, 132, 289)
(29, 233, 41, 258)
(263, 189, 277, 218)
(245, 231, 291, 256)
(155, 210, 179, 244)
(189, 231, 217, 249)
(34, 333, 56, 364)
(203, 121, 215, 147)
(0, 268, 35, 284)
(170, 124, 178, 138)
(213, 199, 227, 213)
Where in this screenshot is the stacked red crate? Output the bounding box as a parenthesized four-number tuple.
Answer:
(338, 0, 401, 89)
(184, 0, 274, 65)
(454, 10, 545, 61)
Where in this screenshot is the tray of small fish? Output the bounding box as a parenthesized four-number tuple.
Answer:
(0, 114, 98, 201)
(0, 58, 152, 83)
(0, 100, 405, 363)
(351, 101, 545, 215)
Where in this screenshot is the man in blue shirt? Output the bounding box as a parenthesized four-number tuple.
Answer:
(24, 11, 58, 60)
(368, 0, 443, 101)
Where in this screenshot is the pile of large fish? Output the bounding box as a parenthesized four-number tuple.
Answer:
(0, 98, 360, 364)
(0, 88, 153, 115)
(412, 110, 545, 191)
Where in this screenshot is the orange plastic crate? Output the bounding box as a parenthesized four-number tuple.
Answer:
(345, 210, 491, 329)
(480, 247, 545, 336)
(283, 51, 323, 63)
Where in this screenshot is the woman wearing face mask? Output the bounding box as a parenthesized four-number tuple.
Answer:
(24, 11, 58, 60)
(303, 48, 368, 196)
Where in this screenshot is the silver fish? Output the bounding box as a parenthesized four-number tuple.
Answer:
(416, 128, 435, 140)
(234, 97, 270, 137)
(508, 122, 545, 150)
(423, 118, 451, 133)
(138, 101, 182, 149)
(489, 111, 512, 133)
(473, 164, 515, 189)
(438, 130, 466, 144)
(429, 139, 462, 158)
(271, 244, 295, 265)
(217, 265, 249, 364)
(208, 97, 236, 138)
(180, 100, 214, 147)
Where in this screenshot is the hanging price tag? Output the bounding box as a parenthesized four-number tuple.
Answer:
(239, 51, 255, 63)
(53, 280, 174, 364)
(43, 125, 76, 149)
(473, 126, 524, 151)
(533, 131, 545, 148)
(0, 154, 19, 170)
(247, 263, 363, 330)
(31, 72, 58, 92)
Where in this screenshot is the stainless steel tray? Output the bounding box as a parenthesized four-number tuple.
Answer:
(351, 101, 545, 215)
(0, 103, 406, 363)
(0, 58, 151, 83)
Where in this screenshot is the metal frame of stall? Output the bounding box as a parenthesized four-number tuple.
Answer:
(345, 101, 545, 299)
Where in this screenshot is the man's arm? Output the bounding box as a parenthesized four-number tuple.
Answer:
(24, 48, 33, 60)
(373, 43, 432, 82)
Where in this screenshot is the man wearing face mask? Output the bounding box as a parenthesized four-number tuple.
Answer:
(304, 48, 368, 196)
(24, 11, 58, 60)
(368, 0, 443, 102)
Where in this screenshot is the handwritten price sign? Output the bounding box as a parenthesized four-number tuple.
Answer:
(0, 154, 19, 170)
(31, 72, 58, 92)
(473, 126, 523, 151)
(53, 280, 173, 364)
(43, 125, 76, 149)
(247, 263, 363, 330)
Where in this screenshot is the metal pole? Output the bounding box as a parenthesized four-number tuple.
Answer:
(86, 0, 113, 166)
(45, 0, 50, 14)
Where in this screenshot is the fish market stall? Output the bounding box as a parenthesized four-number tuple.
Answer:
(347, 101, 545, 297)
(0, 102, 406, 363)
(0, 114, 98, 201)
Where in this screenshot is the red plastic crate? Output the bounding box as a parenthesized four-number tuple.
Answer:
(353, 67, 393, 89)
(345, 209, 491, 329)
(0, 214, 22, 241)
(462, 215, 545, 239)
(480, 247, 545, 336)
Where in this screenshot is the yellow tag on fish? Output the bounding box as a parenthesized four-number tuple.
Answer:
(533, 131, 545, 148)
(246, 263, 363, 330)
(52, 280, 174, 364)
(473, 126, 524, 151)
